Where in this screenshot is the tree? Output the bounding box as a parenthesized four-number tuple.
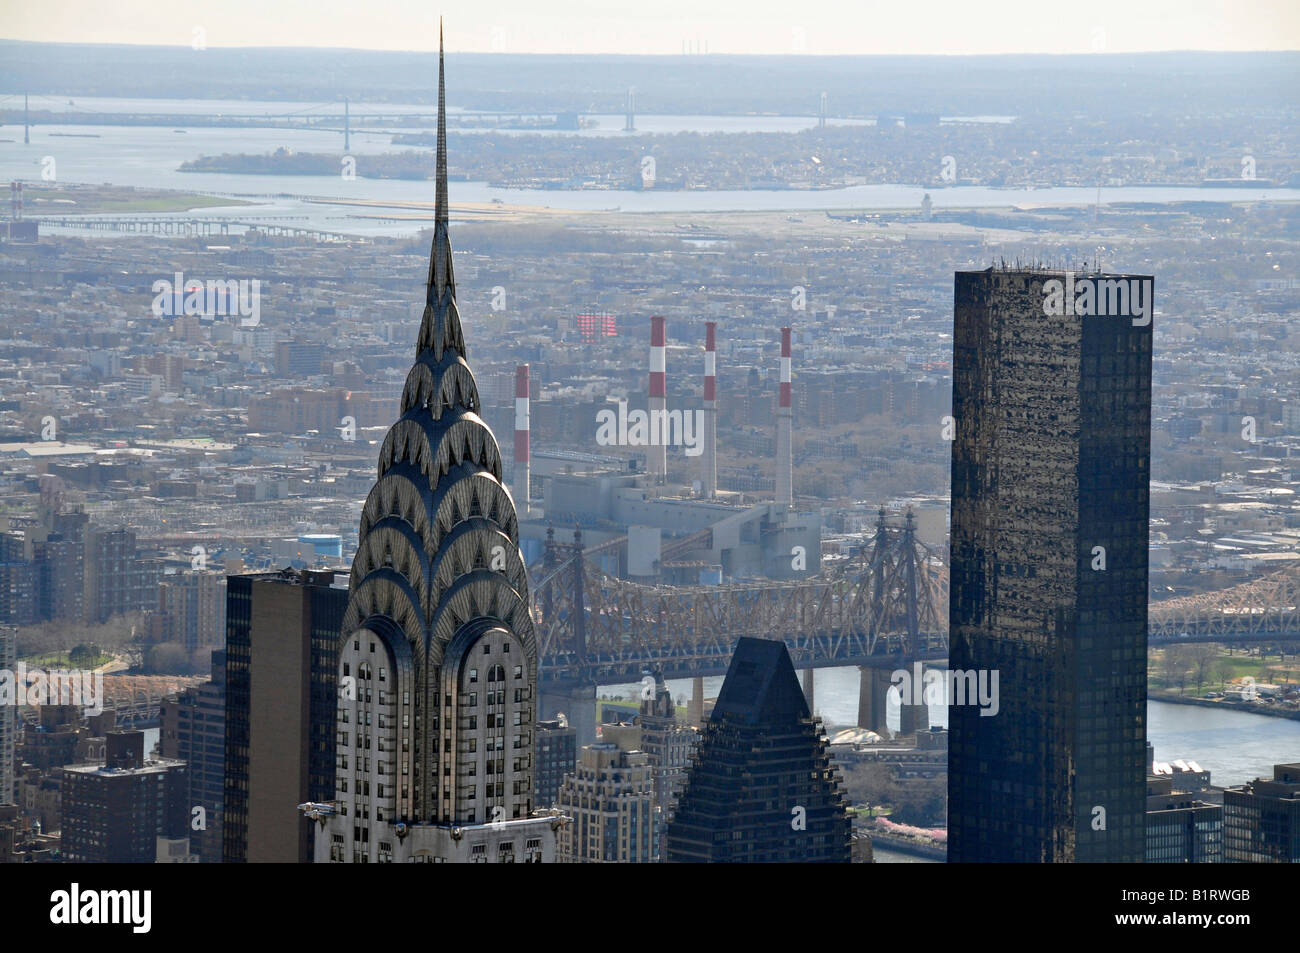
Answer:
(1214, 661, 1234, 691)
(95, 612, 145, 656)
(1160, 646, 1191, 693)
(1188, 645, 1218, 695)
(143, 643, 188, 675)
(891, 786, 946, 827)
(839, 761, 902, 814)
(14, 621, 60, 659)
(68, 643, 100, 668)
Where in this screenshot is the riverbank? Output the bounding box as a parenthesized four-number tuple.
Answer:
(867, 830, 947, 861)
(22, 183, 250, 215)
(1149, 690, 1300, 722)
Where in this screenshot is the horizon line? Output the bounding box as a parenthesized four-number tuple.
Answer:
(1, 37, 1298, 57)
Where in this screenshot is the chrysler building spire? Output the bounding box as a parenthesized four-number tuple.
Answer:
(425, 19, 456, 336)
(311, 26, 562, 864)
(436, 19, 448, 229)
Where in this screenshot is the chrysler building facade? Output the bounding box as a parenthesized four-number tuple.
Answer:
(311, 31, 563, 862)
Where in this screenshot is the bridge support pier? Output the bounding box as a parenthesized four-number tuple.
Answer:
(898, 661, 929, 735)
(802, 667, 815, 714)
(688, 676, 704, 728)
(856, 666, 892, 733)
(540, 682, 597, 748)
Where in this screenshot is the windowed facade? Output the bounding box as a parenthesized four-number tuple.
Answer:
(1223, 765, 1300, 863)
(948, 269, 1153, 863)
(445, 627, 534, 826)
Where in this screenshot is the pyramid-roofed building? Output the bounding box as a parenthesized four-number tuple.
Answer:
(665, 637, 851, 862)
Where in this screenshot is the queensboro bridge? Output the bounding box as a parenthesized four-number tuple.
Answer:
(309, 29, 564, 863)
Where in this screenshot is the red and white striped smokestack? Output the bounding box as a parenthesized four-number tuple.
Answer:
(513, 364, 530, 516)
(702, 321, 717, 499)
(776, 326, 793, 506)
(648, 316, 667, 483)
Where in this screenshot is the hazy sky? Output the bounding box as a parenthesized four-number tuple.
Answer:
(3, 0, 1299, 55)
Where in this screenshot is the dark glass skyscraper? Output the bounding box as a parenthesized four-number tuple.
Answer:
(160, 648, 228, 862)
(948, 267, 1153, 862)
(665, 637, 850, 863)
(534, 719, 577, 810)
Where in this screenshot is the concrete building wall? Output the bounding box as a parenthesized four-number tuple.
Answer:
(316, 812, 562, 863)
(556, 745, 657, 863)
(245, 580, 311, 863)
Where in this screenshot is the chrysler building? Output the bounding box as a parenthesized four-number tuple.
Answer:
(310, 27, 563, 862)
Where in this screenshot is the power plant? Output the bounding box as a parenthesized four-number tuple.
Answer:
(701, 320, 717, 500)
(776, 325, 794, 508)
(514, 316, 819, 585)
(647, 315, 667, 484)
(513, 363, 531, 516)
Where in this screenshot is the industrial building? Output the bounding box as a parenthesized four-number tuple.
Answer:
(504, 307, 823, 585)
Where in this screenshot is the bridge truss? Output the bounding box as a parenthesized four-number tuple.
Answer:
(1150, 565, 1300, 645)
(531, 508, 949, 686)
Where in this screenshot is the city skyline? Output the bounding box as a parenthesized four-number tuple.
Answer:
(0, 2, 1297, 894)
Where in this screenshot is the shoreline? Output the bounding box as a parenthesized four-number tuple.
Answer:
(1149, 690, 1300, 722)
(867, 830, 947, 861)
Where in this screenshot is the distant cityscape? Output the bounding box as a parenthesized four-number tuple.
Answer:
(0, 30, 1297, 872)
